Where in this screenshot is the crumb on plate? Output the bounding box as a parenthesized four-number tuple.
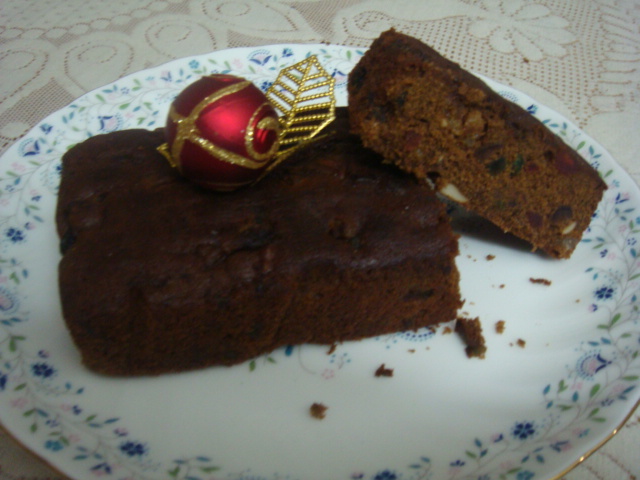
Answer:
(455, 317, 487, 359)
(310, 402, 328, 419)
(375, 363, 394, 377)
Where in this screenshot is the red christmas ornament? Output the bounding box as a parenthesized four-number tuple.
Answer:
(162, 74, 281, 191)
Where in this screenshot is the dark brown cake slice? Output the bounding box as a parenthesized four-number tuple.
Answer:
(56, 108, 462, 376)
(348, 29, 606, 259)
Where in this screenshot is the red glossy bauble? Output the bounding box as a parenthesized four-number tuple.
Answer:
(164, 74, 280, 191)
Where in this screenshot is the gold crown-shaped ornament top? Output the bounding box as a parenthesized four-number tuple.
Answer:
(259, 55, 336, 178)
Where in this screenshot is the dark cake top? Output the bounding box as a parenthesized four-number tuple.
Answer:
(57, 108, 455, 289)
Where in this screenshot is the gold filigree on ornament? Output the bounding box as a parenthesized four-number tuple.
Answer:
(244, 104, 281, 162)
(158, 80, 280, 171)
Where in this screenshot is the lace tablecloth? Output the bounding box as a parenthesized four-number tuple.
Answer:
(1, 1, 638, 479)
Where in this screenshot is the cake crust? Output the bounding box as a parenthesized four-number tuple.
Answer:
(56, 108, 462, 376)
(348, 29, 607, 259)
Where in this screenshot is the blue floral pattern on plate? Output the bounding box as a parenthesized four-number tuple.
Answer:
(0, 45, 638, 480)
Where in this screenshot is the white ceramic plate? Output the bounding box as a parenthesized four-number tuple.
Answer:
(0, 44, 638, 480)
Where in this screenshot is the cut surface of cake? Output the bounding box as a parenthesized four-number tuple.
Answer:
(348, 29, 607, 259)
(56, 108, 462, 376)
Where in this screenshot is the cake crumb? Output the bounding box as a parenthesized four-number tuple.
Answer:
(442, 326, 453, 335)
(408, 349, 415, 354)
(455, 317, 487, 359)
(486, 254, 495, 261)
(495, 320, 506, 334)
(499, 284, 505, 289)
(326, 344, 337, 355)
(517, 338, 526, 348)
(310, 402, 328, 419)
(375, 363, 394, 377)
(529, 277, 551, 286)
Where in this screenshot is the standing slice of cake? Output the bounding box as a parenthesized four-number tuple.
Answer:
(348, 29, 606, 259)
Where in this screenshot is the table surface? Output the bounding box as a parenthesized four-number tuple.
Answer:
(1, 1, 638, 479)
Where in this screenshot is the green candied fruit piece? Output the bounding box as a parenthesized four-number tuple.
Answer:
(487, 157, 506, 175)
(511, 154, 525, 176)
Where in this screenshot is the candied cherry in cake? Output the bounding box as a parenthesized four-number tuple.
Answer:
(553, 149, 579, 175)
(163, 74, 281, 191)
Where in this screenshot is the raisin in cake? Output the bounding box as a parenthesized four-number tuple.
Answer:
(56, 108, 462, 376)
(348, 29, 606, 259)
